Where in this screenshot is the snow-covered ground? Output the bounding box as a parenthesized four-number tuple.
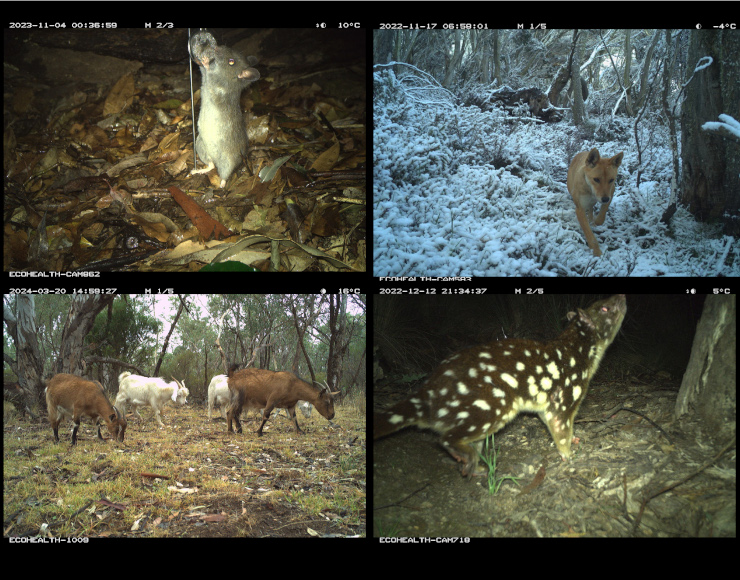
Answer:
(373, 69, 739, 277)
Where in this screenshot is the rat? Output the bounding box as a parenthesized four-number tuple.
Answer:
(189, 32, 260, 189)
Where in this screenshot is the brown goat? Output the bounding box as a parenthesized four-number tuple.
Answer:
(46, 373, 127, 445)
(227, 368, 340, 436)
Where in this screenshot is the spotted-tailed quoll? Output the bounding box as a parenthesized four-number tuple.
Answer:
(374, 295, 626, 477)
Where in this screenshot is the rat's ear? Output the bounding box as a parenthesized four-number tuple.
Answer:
(238, 68, 260, 82)
(189, 31, 217, 66)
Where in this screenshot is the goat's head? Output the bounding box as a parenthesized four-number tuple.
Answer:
(170, 377, 189, 404)
(109, 405, 127, 442)
(312, 380, 341, 420)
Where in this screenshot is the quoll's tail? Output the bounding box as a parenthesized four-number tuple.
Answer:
(374, 398, 423, 439)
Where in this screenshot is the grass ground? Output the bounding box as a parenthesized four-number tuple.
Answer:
(4, 399, 366, 537)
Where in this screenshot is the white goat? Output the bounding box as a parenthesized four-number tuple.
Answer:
(115, 371, 188, 427)
(298, 400, 313, 418)
(272, 401, 313, 419)
(207, 374, 230, 419)
(46, 373, 127, 445)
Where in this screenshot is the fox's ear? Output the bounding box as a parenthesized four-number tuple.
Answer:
(613, 152, 624, 167)
(586, 149, 601, 166)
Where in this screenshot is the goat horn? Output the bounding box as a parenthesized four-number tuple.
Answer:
(314, 380, 340, 396)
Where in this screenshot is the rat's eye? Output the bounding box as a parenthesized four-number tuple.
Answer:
(228, 58, 235, 66)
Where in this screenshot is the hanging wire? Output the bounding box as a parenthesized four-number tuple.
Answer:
(187, 28, 199, 170)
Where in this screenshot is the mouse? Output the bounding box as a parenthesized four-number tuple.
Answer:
(189, 32, 260, 189)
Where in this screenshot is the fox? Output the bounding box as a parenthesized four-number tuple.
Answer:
(567, 148, 624, 257)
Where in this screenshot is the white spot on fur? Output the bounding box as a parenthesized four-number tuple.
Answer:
(546, 361, 561, 379)
(500, 373, 518, 388)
